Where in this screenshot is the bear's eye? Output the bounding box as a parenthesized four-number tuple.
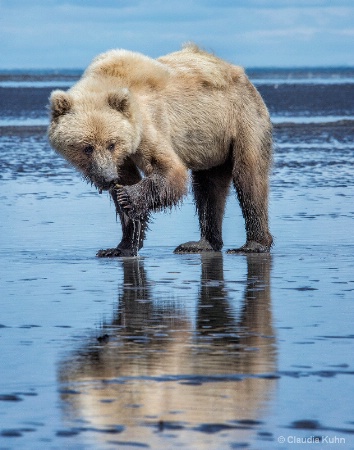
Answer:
(107, 143, 115, 152)
(83, 145, 94, 155)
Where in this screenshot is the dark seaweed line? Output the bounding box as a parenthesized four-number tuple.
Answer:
(1, 118, 353, 134)
(273, 119, 354, 128)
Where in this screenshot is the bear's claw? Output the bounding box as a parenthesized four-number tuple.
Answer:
(96, 247, 137, 257)
(226, 241, 270, 254)
(115, 187, 137, 218)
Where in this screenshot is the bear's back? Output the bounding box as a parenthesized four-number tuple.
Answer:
(158, 43, 245, 90)
(78, 44, 245, 94)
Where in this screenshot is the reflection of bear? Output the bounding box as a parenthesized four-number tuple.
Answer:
(58, 254, 277, 449)
(58, 255, 276, 448)
(48, 44, 273, 257)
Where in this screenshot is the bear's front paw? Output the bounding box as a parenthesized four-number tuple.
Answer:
(115, 186, 144, 221)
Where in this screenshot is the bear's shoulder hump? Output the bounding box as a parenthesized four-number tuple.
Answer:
(84, 49, 171, 91)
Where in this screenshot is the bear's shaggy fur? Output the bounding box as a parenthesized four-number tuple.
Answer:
(48, 44, 273, 256)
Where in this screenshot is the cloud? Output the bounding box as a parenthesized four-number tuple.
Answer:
(1, 0, 354, 68)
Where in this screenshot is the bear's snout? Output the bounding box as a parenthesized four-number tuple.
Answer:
(88, 152, 119, 191)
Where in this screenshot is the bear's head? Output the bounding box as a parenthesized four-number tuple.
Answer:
(48, 88, 142, 191)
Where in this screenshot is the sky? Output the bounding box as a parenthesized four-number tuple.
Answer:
(1, 0, 354, 69)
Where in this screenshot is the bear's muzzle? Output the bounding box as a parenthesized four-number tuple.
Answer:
(88, 152, 119, 191)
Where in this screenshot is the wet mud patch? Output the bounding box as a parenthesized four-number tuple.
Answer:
(0, 394, 23, 402)
(289, 419, 321, 429)
(193, 423, 241, 434)
(107, 441, 150, 448)
(56, 429, 81, 437)
(192, 419, 265, 435)
(287, 419, 354, 435)
(1, 428, 36, 437)
(56, 425, 125, 437)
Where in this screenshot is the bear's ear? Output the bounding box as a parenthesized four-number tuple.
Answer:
(50, 90, 72, 120)
(107, 89, 131, 117)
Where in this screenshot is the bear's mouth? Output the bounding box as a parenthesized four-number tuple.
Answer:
(85, 175, 119, 194)
(98, 179, 120, 194)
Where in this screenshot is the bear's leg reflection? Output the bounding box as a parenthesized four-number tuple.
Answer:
(58, 254, 276, 443)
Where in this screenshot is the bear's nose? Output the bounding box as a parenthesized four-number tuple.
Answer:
(92, 153, 118, 182)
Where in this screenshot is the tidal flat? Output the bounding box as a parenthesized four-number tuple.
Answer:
(0, 71, 354, 449)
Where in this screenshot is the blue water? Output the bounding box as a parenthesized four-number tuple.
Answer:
(0, 68, 353, 449)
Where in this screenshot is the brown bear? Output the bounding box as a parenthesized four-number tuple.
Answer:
(48, 44, 273, 257)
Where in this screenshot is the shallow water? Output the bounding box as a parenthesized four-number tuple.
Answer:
(0, 70, 354, 449)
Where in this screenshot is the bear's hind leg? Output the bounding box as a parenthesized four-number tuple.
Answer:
(227, 139, 273, 254)
(174, 162, 232, 254)
(97, 158, 147, 258)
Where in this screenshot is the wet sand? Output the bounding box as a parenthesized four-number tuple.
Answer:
(0, 113, 354, 448)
